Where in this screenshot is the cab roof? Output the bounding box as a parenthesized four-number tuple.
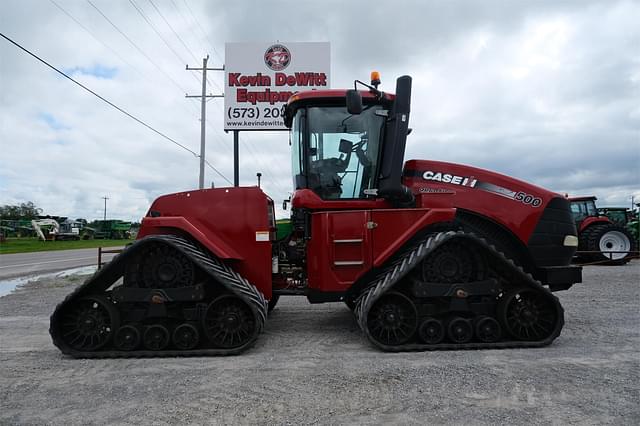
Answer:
(287, 89, 395, 106)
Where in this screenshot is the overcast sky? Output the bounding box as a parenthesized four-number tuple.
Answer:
(1, 0, 638, 221)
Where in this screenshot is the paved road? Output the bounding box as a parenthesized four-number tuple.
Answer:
(0, 248, 122, 280)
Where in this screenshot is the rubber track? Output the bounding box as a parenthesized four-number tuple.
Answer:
(354, 231, 565, 352)
(50, 235, 268, 358)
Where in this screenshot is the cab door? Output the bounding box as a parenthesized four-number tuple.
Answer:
(306, 210, 373, 294)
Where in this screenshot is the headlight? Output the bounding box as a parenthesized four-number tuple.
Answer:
(563, 235, 579, 247)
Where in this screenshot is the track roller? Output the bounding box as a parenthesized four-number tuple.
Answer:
(114, 325, 141, 351)
(447, 317, 473, 343)
(143, 325, 170, 350)
(474, 316, 501, 343)
(172, 323, 200, 350)
(418, 318, 445, 344)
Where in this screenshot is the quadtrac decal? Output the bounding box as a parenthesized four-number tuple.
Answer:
(421, 170, 542, 207)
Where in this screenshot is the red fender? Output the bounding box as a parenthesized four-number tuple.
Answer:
(138, 216, 243, 260)
(579, 216, 611, 233)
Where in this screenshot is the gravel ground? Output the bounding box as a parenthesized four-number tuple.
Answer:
(1, 261, 638, 425)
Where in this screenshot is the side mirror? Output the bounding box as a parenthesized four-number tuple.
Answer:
(339, 139, 353, 154)
(346, 90, 363, 114)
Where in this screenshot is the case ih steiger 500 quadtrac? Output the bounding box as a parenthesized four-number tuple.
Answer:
(50, 74, 582, 357)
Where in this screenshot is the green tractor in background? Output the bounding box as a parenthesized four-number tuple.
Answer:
(597, 205, 640, 246)
(84, 220, 132, 240)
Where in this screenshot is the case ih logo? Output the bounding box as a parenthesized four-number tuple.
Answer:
(264, 44, 291, 71)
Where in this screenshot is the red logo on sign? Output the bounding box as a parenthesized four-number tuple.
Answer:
(264, 44, 291, 71)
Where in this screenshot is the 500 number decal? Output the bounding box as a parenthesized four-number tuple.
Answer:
(514, 191, 542, 207)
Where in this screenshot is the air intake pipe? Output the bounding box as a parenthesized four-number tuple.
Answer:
(377, 75, 415, 207)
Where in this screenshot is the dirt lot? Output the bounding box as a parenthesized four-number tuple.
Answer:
(1, 262, 638, 425)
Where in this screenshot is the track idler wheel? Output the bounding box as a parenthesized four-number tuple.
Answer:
(172, 323, 200, 350)
(143, 324, 170, 350)
(114, 324, 141, 351)
(498, 288, 557, 341)
(474, 316, 502, 343)
(58, 295, 119, 351)
(203, 295, 257, 349)
(367, 292, 418, 346)
(447, 317, 473, 343)
(418, 318, 445, 344)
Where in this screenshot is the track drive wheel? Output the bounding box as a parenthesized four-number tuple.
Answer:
(422, 241, 485, 283)
(366, 292, 418, 346)
(498, 288, 557, 341)
(57, 295, 119, 351)
(203, 295, 257, 349)
(130, 242, 196, 288)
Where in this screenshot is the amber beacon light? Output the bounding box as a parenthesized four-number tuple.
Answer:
(370, 71, 381, 88)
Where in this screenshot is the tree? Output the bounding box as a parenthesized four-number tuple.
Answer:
(0, 202, 43, 219)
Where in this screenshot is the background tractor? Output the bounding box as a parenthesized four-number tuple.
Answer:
(50, 74, 582, 358)
(569, 196, 637, 264)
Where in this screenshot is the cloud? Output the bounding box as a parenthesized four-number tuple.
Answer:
(0, 0, 638, 224)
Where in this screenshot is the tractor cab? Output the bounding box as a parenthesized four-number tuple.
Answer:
(284, 74, 414, 207)
(286, 92, 386, 200)
(569, 196, 599, 224)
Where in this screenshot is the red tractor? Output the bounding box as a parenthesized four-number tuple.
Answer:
(569, 196, 637, 264)
(50, 74, 582, 357)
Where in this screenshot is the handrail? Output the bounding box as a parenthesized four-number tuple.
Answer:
(97, 247, 124, 269)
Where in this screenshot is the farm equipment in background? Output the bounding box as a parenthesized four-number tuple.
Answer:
(50, 73, 582, 358)
(31, 218, 84, 241)
(0, 219, 36, 238)
(88, 220, 132, 239)
(569, 196, 638, 264)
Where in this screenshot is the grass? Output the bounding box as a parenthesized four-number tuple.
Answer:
(0, 237, 129, 255)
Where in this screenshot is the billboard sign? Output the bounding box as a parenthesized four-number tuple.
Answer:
(224, 42, 330, 131)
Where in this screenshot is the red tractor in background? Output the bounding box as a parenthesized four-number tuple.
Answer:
(569, 196, 637, 264)
(50, 74, 582, 358)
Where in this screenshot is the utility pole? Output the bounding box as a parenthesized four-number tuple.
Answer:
(186, 55, 224, 189)
(102, 196, 109, 221)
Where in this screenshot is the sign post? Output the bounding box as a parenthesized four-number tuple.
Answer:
(224, 42, 330, 185)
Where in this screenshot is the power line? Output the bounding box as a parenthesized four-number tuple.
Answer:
(50, 0, 201, 120)
(146, 0, 222, 94)
(49, 0, 141, 77)
(0, 31, 232, 185)
(148, 0, 198, 63)
(86, 0, 189, 95)
(128, 0, 188, 67)
(169, 0, 209, 55)
(127, 0, 201, 87)
(205, 159, 233, 186)
(181, 0, 224, 64)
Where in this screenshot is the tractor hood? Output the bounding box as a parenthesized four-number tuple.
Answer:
(403, 159, 562, 243)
